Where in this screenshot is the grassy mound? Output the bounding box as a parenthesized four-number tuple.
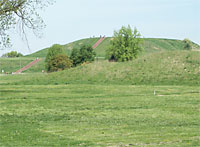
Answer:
(27, 38, 100, 58)
(27, 38, 200, 58)
(1, 38, 199, 74)
(3, 51, 199, 86)
(95, 38, 199, 57)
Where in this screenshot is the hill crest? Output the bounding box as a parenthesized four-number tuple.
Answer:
(27, 37, 200, 58)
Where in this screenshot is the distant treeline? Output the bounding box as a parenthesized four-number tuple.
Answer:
(1, 51, 23, 58)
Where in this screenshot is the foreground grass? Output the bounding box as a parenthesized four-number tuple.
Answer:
(0, 84, 199, 146)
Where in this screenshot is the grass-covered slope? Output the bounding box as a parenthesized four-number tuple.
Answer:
(1, 38, 199, 74)
(3, 51, 199, 86)
(24, 58, 46, 73)
(0, 57, 46, 73)
(27, 38, 100, 58)
(96, 38, 200, 56)
(0, 57, 37, 73)
(27, 37, 200, 58)
(25, 38, 200, 73)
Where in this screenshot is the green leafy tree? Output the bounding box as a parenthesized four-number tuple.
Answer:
(48, 54, 72, 72)
(2, 51, 23, 57)
(70, 45, 96, 66)
(8, 51, 18, 58)
(80, 45, 96, 63)
(107, 25, 143, 62)
(0, 0, 53, 48)
(45, 44, 69, 72)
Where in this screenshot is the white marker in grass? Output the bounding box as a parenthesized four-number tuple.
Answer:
(154, 90, 156, 95)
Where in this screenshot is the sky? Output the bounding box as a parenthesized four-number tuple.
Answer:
(1, 0, 200, 55)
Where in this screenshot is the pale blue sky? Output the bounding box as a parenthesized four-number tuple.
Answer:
(2, 0, 200, 55)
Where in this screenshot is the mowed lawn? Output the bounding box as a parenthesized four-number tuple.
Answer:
(0, 84, 199, 146)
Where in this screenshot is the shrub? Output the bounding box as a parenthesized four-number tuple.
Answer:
(70, 45, 96, 66)
(183, 38, 192, 50)
(45, 44, 71, 72)
(70, 48, 81, 67)
(48, 54, 72, 72)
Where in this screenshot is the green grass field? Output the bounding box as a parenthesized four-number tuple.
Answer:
(0, 84, 199, 146)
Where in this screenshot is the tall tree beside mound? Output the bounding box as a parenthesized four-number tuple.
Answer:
(45, 44, 72, 72)
(0, 0, 53, 48)
(70, 45, 96, 67)
(107, 25, 143, 62)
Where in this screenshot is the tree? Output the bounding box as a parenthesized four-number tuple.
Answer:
(0, 0, 53, 48)
(106, 25, 143, 62)
(48, 54, 72, 72)
(70, 45, 96, 66)
(45, 44, 66, 72)
(183, 38, 192, 50)
(16, 52, 23, 57)
(79, 45, 96, 63)
(1, 51, 23, 57)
